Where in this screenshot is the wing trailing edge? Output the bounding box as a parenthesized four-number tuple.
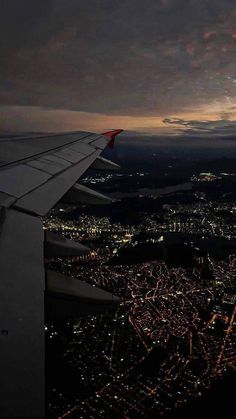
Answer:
(44, 231, 91, 258)
(45, 270, 120, 319)
(62, 183, 113, 205)
(91, 156, 120, 171)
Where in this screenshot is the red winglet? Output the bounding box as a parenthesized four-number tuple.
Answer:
(102, 129, 123, 148)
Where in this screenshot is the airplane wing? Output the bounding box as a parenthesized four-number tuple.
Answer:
(0, 129, 122, 216)
(0, 129, 123, 419)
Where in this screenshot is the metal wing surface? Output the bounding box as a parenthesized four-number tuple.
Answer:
(0, 130, 121, 216)
(0, 129, 122, 418)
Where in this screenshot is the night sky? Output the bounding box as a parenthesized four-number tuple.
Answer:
(2, 0, 236, 136)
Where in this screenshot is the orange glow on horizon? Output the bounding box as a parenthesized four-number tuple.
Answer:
(1, 98, 236, 135)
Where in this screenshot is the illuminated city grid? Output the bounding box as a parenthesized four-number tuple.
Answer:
(44, 172, 236, 418)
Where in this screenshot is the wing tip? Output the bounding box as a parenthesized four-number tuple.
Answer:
(102, 129, 123, 148)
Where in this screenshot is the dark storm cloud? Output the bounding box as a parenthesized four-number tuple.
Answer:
(1, 0, 236, 120)
(0, 1, 57, 50)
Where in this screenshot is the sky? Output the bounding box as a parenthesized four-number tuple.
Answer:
(1, 0, 236, 136)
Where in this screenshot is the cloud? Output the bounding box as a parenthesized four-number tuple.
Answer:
(163, 117, 236, 137)
(0, 105, 168, 134)
(1, 0, 236, 119)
